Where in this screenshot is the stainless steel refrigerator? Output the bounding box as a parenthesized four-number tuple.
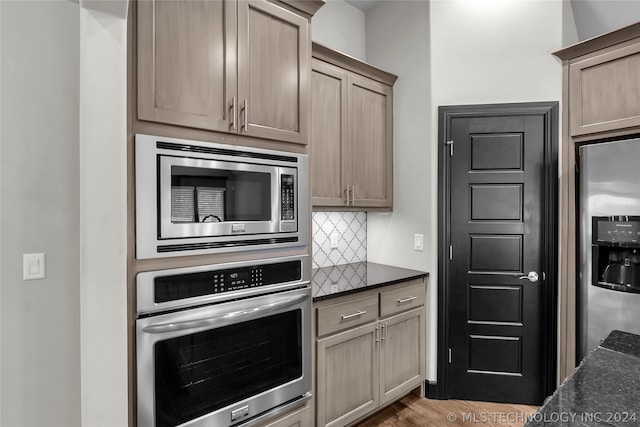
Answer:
(578, 138, 640, 363)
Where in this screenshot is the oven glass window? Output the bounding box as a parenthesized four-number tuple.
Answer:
(154, 310, 302, 427)
(170, 165, 271, 224)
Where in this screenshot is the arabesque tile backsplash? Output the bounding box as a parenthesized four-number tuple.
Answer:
(312, 212, 367, 269)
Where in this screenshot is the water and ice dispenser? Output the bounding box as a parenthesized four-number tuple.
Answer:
(592, 216, 640, 293)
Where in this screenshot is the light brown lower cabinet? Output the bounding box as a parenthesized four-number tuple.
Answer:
(315, 280, 426, 427)
(258, 404, 310, 427)
(317, 322, 380, 427)
(379, 308, 425, 405)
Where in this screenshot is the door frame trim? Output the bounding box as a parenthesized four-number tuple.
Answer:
(436, 102, 559, 402)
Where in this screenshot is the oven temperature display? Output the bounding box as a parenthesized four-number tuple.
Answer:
(213, 268, 264, 293)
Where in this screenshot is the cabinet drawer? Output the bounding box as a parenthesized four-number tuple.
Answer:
(317, 294, 378, 337)
(380, 280, 425, 317)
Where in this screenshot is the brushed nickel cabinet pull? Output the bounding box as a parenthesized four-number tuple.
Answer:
(344, 186, 350, 205)
(242, 99, 248, 132)
(397, 296, 417, 304)
(350, 185, 355, 206)
(230, 97, 237, 131)
(381, 322, 387, 342)
(375, 324, 380, 344)
(341, 310, 366, 320)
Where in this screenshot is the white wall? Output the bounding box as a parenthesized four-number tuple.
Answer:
(366, 2, 431, 292)
(0, 1, 128, 426)
(431, 1, 565, 106)
(570, 0, 640, 41)
(0, 1, 81, 426)
(366, 0, 569, 382)
(311, 0, 367, 60)
(364, 0, 434, 374)
(79, 4, 128, 427)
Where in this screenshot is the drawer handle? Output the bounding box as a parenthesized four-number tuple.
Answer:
(341, 310, 366, 320)
(397, 296, 417, 304)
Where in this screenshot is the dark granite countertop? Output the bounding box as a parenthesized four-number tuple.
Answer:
(526, 330, 640, 426)
(312, 262, 428, 302)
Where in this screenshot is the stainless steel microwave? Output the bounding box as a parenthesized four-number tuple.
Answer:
(135, 134, 309, 259)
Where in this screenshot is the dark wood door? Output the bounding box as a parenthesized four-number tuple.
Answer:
(448, 114, 545, 404)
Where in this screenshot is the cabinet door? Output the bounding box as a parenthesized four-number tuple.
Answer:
(316, 322, 379, 427)
(379, 307, 425, 405)
(348, 75, 393, 208)
(258, 404, 310, 427)
(238, 0, 310, 144)
(311, 59, 348, 206)
(137, 0, 237, 132)
(569, 41, 640, 136)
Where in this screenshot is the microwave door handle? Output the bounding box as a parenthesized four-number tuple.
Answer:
(142, 294, 309, 334)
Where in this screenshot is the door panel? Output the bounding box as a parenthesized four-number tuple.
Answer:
(470, 184, 523, 221)
(137, 0, 236, 132)
(449, 114, 544, 404)
(469, 235, 523, 272)
(468, 335, 522, 374)
(468, 285, 523, 324)
(470, 133, 523, 170)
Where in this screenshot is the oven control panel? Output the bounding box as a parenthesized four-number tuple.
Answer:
(154, 260, 302, 303)
(213, 267, 264, 293)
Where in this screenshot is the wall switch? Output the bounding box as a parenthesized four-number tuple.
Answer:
(23, 253, 46, 280)
(330, 232, 339, 249)
(414, 234, 424, 251)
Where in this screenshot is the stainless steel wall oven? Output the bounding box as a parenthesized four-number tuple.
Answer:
(135, 134, 309, 259)
(136, 255, 311, 427)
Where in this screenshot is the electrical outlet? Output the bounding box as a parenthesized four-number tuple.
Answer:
(414, 234, 424, 251)
(330, 232, 339, 249)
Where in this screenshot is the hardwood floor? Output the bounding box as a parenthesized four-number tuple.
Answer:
(355, 393, 538, 427)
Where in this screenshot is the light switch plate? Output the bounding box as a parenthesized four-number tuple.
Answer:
(23, 253, 45, 280)
(414, 234, 424, 251)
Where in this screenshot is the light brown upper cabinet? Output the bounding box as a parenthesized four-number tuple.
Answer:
(568, 37, 640, 137)
(311, 43, 396, 210)
(137, 0, 310, 144)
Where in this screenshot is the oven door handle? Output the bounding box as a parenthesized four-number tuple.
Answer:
(142, 293, 309, 334)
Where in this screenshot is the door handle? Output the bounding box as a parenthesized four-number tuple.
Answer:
(519, 271, 539, 283)
(381, 322, 387, 343)
(142, 294, 308, 334)
(230, 97, 237, 131)
(341, 310, 366, 320)
(242, 99, 248, 132)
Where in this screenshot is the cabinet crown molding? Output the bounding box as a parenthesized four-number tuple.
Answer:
(312, 42, 398, 86)
(278, 0, 326, 17)
(553, 21, 640, 61)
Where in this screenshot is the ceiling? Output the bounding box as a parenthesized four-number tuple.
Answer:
(342, 0, 640, 42)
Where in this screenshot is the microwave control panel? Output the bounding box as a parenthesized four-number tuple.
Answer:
(154, 260, 302, 303)
(281, 174, 295, 221)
